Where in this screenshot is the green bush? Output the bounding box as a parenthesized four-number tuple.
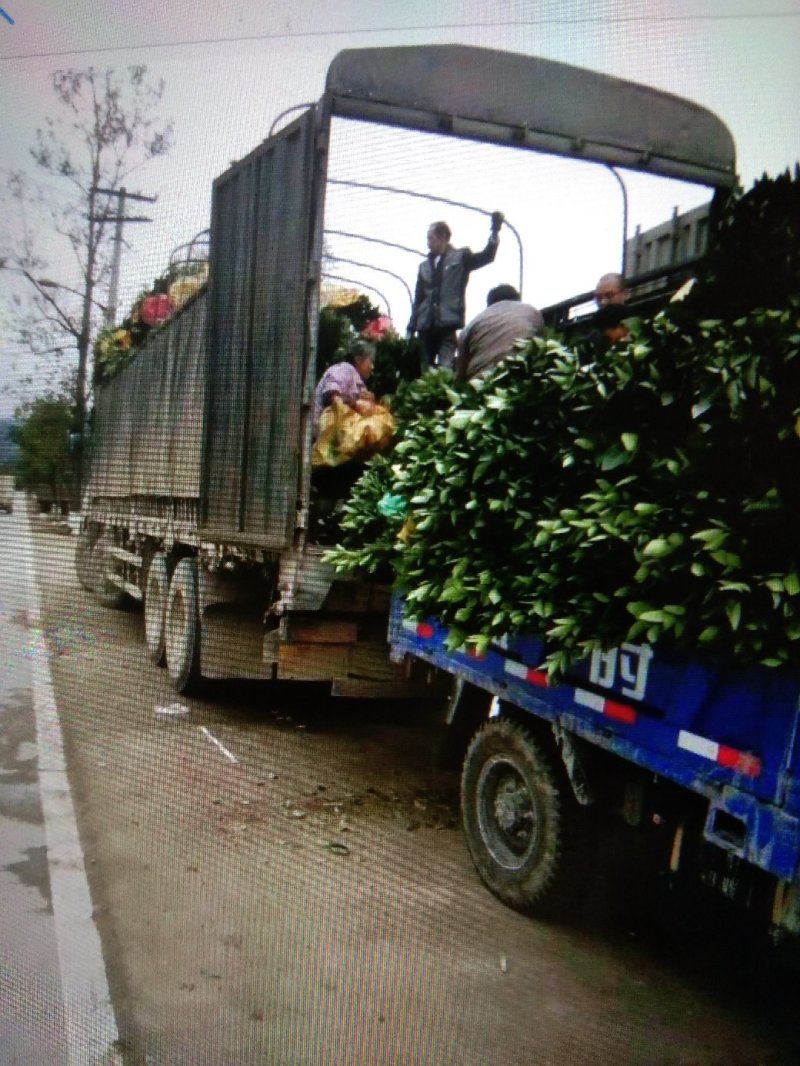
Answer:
(326, 172, 800, 677)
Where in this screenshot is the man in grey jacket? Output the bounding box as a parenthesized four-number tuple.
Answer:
(455, 284, 543, 382)
(407, 211, 504, 371)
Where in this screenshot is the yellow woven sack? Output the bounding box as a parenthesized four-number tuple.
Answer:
(312, 397, 395, 467)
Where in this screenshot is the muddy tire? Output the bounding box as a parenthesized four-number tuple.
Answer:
(164, 557, 203, 695)
(74, 527, 96, 591)
(144, 551, 169, 666)
(89, 530, 127, 609)
(461, 717, 586, 916)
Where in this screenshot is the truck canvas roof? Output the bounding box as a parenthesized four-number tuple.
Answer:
(325, 45, 736, 188)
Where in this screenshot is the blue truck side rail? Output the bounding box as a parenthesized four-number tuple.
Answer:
(388, 597, 800, 884)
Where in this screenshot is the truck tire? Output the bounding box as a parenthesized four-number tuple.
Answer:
(144, 552, 169, 666)
(164, 557, 203, 694)
(90, 531, 127, 609)
(74, 528, 96, 591)
(461, 717, 586, 916)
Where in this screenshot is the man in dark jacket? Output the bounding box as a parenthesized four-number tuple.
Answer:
(408, 211, 504, 371)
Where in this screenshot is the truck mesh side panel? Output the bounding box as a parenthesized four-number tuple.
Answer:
(168, 298, 207, 498)
(87, 295, 207, 501)
(130, 324, 172, 496)
(201, 111, 317, 548)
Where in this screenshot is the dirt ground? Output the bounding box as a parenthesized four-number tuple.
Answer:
(23, 526, 800, 1065)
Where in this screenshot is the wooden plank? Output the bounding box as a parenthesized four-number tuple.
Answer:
(277, 642, 350, 680)
(324, 581, 393, 612)
(287, 621, 358, 644)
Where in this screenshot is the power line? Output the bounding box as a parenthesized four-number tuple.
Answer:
(1, 11, 798, 62)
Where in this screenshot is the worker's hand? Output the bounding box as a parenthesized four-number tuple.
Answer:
(490, 210, 505, 234)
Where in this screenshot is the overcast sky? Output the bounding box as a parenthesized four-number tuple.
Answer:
(1, 1, 798, 412)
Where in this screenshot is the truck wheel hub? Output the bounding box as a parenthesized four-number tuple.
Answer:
(494, 779, 530, 832)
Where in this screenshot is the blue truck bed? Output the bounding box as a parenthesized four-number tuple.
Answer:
(389, 598, 800, 883)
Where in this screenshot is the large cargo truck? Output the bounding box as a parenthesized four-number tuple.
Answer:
(78, 44, 736, 697)
(78, 44, 800, 938)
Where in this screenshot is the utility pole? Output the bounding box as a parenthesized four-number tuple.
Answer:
(71, 186, 155, 502)
(90, 186, 156, 326)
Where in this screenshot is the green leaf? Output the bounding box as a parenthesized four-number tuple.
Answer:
(711, 550, 742, 569)
(691, 528, 728, 550)
(726, 600, 742, 631)
(641, 538, 674, 559)
(600, 447, 628, 471)
(447, 409, 477, 431)
(621, 432, 639, 452)
(699, 627, 720, 643)
(626, 601, 654, 618)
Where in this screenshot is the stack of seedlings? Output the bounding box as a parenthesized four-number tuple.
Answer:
(327, 169, 800, 677)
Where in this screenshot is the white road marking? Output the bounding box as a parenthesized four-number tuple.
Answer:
(199, 725, 239, 764)
(21, 502, 121, 1064)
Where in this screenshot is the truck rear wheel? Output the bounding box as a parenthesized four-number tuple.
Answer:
(144, 552, 169, 666)
(90, 531, 127, 609)
(164, 557, 203, 694)
(461, 717, 586, 916)
(74, 528, 96, 591)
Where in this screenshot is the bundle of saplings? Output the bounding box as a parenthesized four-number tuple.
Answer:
(327, 170, 800, 677)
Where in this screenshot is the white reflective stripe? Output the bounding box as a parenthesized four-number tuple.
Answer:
(575, 688, 605, 713)
(504, 659, 529, 680)
(678, 730, 719, 762)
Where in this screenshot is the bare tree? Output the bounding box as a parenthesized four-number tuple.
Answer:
(1, 65, 173, 484)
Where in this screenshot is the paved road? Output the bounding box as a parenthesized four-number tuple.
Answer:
(1, 500, 119, 1065)
(5, 510, 800, 1064)
(0, 502, 67, 1063)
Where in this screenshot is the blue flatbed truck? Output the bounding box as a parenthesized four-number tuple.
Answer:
(389, 599, 800, 938)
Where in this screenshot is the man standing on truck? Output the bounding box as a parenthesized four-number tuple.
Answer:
(455, 284, 544, 382)
(407, 212, 504, 372)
